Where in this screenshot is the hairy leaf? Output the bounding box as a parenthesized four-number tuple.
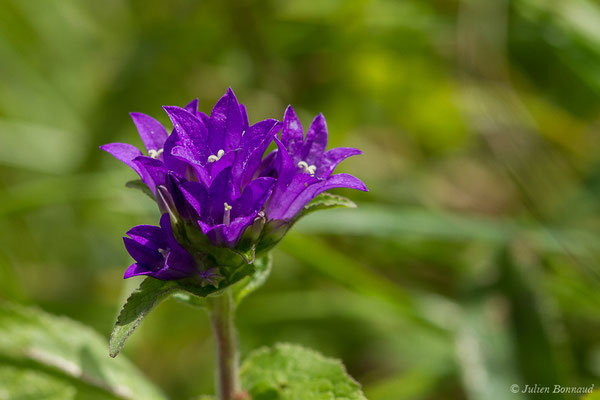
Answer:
(110, 263, 255, 358)
(0, 301, 166, 400)
(240, 343, 366, 400)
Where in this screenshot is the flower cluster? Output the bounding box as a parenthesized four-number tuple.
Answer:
(102, 89, 366, 283)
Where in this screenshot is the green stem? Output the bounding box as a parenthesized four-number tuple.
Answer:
(208, 289, 240, 400)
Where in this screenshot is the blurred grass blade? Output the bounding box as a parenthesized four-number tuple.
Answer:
(294, 205, 600, 255)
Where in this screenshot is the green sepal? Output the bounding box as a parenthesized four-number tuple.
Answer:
(125, 179, 155, 201)
(233, 254, 273, 305)
(255, 193, 357, 255)
(240, 343, 367, 400)
(291, 193, 356, 224)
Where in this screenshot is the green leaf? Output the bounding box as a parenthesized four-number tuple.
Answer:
(292, 193, 356, 224)
(0, 301, 166, 400)
(110, 264, 256, 358)
(240, 343, 367, 400)
(125, 179, 155, 201)
(109, 278, 179, 358)
(233, 254, 273, 305)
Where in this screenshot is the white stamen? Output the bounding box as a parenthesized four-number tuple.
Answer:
(297, 160, 317, 176)
(208, 149, 225, 163)
(148, 149, 164, 159)
(158, 248, 168, 257)
(223, 202, 232, 226)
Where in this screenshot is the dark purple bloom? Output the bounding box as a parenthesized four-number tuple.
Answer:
(179, 167, 275, 247)
(162, 89, 279, 188)
(123, 213, 204, 280)
(265, 106, 367, 221)
(99, 99, 200, 193)
(104, 90, 367, 282)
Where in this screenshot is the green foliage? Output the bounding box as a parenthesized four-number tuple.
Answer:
(240, 343, 367, 400)
(0, 301, 166, 400)
(110, 267, 251, 357)
(125, 179, 156, 201)
(291, 193, 357, 224)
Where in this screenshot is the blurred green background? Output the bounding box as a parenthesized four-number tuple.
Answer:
(1, 0, 600, 399)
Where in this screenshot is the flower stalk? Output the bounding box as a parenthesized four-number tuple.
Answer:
(208, 289, 240, 400)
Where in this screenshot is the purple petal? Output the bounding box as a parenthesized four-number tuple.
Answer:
(207, 150, 236, 186)
(266, 172, 317, 220)
(159, 213, 190, 256)
(197, 216, 254, 247)
(184, 99, 199, 114)
(130, 113, 168, 153)
(304, 113, 328, 165)
(241, 119, 278, 151)
(208, 167, 238, 224)
(237, 121, 280, 187)
(159, 251, 196, 278)
(163, 106, 211, 163)
(126, 224, 167, 248)
(239, 103, 249, 132)
(208, 88, 243, 153)
(234, 177, 276, 217)
(280, 173, 367, 221)
(132, 156, 166, 193)
(124, 263, 154, 279)
(197, 111, 210, 127)
(255, 150, 277, 179)
(100, 143, 144, 177)
(162, 131, 191, 177)
(180, 181, 210, 221)
(123, 237, 163, 269)
(152, 258, 194, 280)
(281, 106, 304, 153)
(223, 215, 256, 246)
(166, 173, 193, 220)
(273, 137, 297, 187)
(317, 147, 362, 179)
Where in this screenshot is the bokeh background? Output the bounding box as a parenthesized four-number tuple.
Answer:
(2, 0, 600, 399)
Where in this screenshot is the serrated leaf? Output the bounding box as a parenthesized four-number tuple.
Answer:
(110, 263, 256, 358)
(233, 254, 273, 305)
(125, 179, 155, 201)
(0, 301, 166, 400)
(109, 278, 179, 358)
(292, 193, 356, 224)
(240, 343, 367, 400)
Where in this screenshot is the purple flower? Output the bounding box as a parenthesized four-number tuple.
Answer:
(123, 213, 211, 281)
(100, 99, 200, 194)
(162, 89, 279, 188)
(178, 167, 275, 247)
(104, 90, 367, 282)
(265, 106, 367, 221)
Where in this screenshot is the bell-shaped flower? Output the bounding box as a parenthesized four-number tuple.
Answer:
(100, 99, 199, 193)
(162, 88, 279, 188)
(178, 167, 275, 247)
(123, 213, 220, 284)
(265, 106, 367, 221)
